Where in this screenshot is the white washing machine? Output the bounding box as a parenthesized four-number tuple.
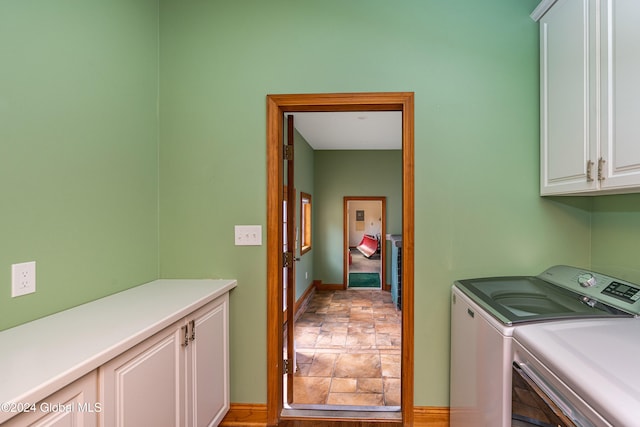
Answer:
(449, 265, 640, 427)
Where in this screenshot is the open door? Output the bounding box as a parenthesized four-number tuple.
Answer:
(284, 114, 296, 405)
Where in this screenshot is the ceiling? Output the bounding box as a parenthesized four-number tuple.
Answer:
(286, 111, 402, 150)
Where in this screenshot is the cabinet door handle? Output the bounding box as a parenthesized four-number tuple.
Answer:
(189, 320, 196, 341)
(586, 160, 594, 182)
(598, 157, 606, 182)
(181, 325, 189, 347)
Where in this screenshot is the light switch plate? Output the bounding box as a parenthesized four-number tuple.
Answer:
(234, 225, 262, 246)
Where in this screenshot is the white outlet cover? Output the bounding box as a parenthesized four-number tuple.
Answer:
(12, 261, 36, 297)
(234, 225, 262, 246)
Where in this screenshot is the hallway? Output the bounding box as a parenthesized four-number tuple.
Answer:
(292, 289, 401, 407)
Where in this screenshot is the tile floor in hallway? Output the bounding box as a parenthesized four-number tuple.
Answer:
(292, 289, 401, 407)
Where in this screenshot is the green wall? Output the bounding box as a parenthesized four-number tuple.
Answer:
(592, 194, 640, 283)
(0, 1, 159, 331)
(314, 150, 402, 287)
(292, 142, 402, 298)
(7, 0, 639, 411)
(293, 129, 315, 300)
(158, 0, 593, 406)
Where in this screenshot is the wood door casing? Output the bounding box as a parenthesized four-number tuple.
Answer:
(266, 92, 415, 426)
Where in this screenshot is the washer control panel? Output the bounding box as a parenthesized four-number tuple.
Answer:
(602, 281, 640, 303)
(539, 265, 640, 315)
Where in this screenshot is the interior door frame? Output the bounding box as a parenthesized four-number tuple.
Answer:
(266, 92, 415, 426)
(344, 196, 386, 290)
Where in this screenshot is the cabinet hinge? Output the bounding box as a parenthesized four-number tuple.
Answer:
(189, 319, 196, 342)
(284, 145, 294, 160)
(598, 157, 606, 182)
(283, 359, 292, 375)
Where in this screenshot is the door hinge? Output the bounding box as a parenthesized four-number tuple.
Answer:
(283, 252, 292, 268)
(283, 251, 299, 268)
(283, 359, 294, 375)
(284, 145, 294, 160)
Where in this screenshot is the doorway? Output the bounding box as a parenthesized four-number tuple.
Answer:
(345, 197, 385, 290)
(266, 92, 414, 426)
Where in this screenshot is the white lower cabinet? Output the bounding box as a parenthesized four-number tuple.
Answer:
(3, 371, 99, 427)
(0, 279, 235, 427)
(186, 295, 230, 427)
(100, 319, 185, 426)
(100, 293, 230, 427)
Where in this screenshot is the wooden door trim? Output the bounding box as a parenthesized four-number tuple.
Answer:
(266, 92, 415, 426)
(343, 196, 387, 290)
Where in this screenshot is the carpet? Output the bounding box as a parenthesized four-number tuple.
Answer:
(348, 272, 380, 288)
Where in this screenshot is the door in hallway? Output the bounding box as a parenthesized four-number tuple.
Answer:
(345, 197, 385, 290)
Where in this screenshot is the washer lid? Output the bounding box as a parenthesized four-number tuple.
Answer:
(454, 274, 632, 325)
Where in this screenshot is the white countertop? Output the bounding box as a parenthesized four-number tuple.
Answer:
(0, 278, 236, 424)
(514, 318, 640, 427)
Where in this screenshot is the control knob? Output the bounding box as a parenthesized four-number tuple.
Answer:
(578, 273, 596, 288)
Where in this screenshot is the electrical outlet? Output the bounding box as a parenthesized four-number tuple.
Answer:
(11, 261, 36, 297)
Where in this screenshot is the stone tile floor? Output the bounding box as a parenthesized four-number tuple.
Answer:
(292, 289, 401, 407)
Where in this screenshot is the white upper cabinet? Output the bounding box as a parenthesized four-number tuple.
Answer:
(599, 1, 640, 191)
(539, 0, 640, 195)
(540, 0, 597, 195)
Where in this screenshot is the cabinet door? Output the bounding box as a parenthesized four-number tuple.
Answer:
(540, 0, 598, 195)
(186, 294, 230, 427)
(3, 371, 98, 427)
(100, 322, 185, 427)
(600, 0, 640, 190)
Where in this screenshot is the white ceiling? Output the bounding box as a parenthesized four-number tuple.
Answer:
(286, 111, 402, 150)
